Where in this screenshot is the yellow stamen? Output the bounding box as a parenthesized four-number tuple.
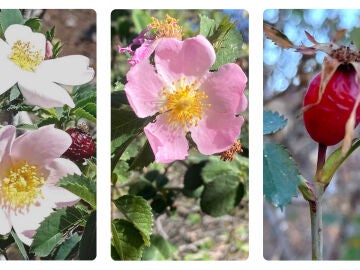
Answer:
(160, 78, 210, 130)
(0, 162, 45, 211)
(9, 40, 43, 71)
(150, 14, 183, 39)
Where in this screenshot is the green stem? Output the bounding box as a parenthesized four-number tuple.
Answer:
(310, 143, 327, 260)
(309, 182, 324, 260)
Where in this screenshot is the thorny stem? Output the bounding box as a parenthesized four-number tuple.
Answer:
(309, 143, 327, 260)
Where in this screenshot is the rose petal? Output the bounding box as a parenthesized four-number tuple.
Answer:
(17, 72, 75, 108)
(155, 35, 215, 82)
(130, 40, 157, 66)
(10, 203, 54, 246)
(0, 126, 16, 178)
(0, 125, 15, 162)
(43, 158, 81, 184)
(36, 55, 94, 85)
(0, 39, 11, 59)
(144, 115, 189, 163)
(202, 63, 248, 115)
(11, 125, 72, 166)
(41, 185, 79, 209)
(0, 208, 11, 235)
(125, 60, 164, 117)
(5, 24, 45, 58)
(190, 110, 244, 155)
(0, 61, 19, 95)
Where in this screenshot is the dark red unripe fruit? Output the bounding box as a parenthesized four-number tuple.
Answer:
(303, 64, 360, 146)
(63, 128, 95, 162)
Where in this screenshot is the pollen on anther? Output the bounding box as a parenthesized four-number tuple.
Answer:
(9, 40, 43, 71)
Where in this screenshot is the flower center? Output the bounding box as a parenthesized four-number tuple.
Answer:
(150, 14, 183, 39)
(0, 162, 45, 210)
(160, 78, 210, 130)
(9, 40, 43, 71)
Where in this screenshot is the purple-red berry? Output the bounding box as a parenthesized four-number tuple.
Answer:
(303, 64, 360, 146)
(63, 128, 95, 162)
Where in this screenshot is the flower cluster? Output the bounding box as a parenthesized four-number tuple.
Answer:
(0, 19, 95, 247)
(121, 15, 248, 163)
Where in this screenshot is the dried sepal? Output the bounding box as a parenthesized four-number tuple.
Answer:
(342, 62, 360, 155)
(296, 32, 339, 56)
(263, 22, 294, 49)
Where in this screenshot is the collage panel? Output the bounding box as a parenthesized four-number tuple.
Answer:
(0, 9, 96, 260)
(111, 9, 249, 260)
(263, 9, 360, 260)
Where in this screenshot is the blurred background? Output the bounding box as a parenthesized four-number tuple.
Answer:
(111, 9, 249, 260)
(263, 9, 360, 260)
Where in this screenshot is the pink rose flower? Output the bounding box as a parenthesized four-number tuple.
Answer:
(125, 35, 248, 163)
(0, 125, 80, 245)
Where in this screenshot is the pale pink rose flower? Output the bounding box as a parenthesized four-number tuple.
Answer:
(0, 125, 80, 245)
(125, 35, 248, 163)
(0, 24, 94, 108)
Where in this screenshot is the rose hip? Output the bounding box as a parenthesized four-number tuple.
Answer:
(303, 64, 360, 146)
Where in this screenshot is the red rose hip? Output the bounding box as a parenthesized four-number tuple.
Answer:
(63, 127, 95, 162)
(303, 64, 360, 146)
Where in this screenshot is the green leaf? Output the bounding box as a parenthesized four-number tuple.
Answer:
(112, 159, 130, 185)
(144, 170, 169, 188)
(199, 14, 215, 38)
(113, 195, 153, 246)
(183, 161, 206, 197)
(24, 17, 41, 31)
(111, 219, 144, 260)
(129, 140, 155, 170)
(201, 175, 243, 217)
(45, 26, 55, 41)
(263, 110, 287, 135)
(37, 116, 60, 127)
(16, 123, 38, 131)
(54, 233, 81, 260)
(0, 9, 24, 32)
(30, 206, 88, 257)
(263, 142, 301, 209)
(73, 107, 96, 123)
(200, 159, 243, 217)
(73, 84, 96, 103)
(111, 107, 153, 142)
(111, 90, 128, 108)
(201, 157, 241, 183)
(75, 96, 97, 112)
(9, 85, 20, 101)
(199, 15, 242, 70)
(11, 229, 29, 260)
(142, 234, 177, 260)
(318, 138, 360, 184)
(111, 107, 154, 170)
(58, 174, 96, 210)
(128, 179, 157, 200)
(79, 211, 96, 260)
(131, 10, 151, 33)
